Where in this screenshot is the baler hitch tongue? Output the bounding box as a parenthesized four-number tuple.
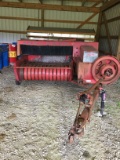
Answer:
(68, 79, 102, 143)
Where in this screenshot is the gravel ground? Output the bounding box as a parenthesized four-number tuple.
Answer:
(0, 66, 120, 160)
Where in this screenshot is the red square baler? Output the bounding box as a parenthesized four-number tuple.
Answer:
(14, 40, 120, 85)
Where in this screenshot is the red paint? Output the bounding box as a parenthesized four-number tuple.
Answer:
(13, 40, 120, 84)
(9, 44, 17, 65)
(17, 39, 98, 57)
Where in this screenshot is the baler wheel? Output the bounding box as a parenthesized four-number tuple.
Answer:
(15, 80, 21, 85)
(92, 56, 120, 84)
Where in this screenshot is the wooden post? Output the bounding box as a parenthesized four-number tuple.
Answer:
(103, 12, 112, 54)
(39, 0, 44, 28)
(95, 11, 102, 41)
(117, 33, 120, 60)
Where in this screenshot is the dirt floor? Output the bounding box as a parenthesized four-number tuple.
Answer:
(0, 66, 120, 160)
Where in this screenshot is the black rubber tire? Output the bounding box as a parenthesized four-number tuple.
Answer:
(15, 80, 21, 85)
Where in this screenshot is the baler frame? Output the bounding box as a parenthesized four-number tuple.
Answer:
(14, 39, 100, 85)
(13, 39, 120, 143)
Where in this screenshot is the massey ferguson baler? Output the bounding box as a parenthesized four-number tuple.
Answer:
(14, 39, 120, 85)
(13, 39, 120, 143)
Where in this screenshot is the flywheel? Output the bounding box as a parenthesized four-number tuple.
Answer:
(92, 56, 120, 84)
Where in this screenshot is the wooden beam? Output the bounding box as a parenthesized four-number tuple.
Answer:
(39, 0, 42, 3)
(0, 16, 39, 21)
(0, 30, 26, 34)
(101, 0, 120, 11)
(46, 19, 97, 24)
(95, 11, 102, 41)
(101, 16, 120, 24)
(103, 12, 112, 53)
(18, 0, 22, 2)
(59, 0, 102, 2)
(99, 50, 112, 55)
(95, 0, 104, 41)
(41, 9, 44, 27)
(0, 15, 97, 24)
(117, 33, 120, 60)
(39, 0, 44, 28)
(61, 0, 64, 6)
(76, 12, 98, 29)
(77, 0, 100, 29)
(0, 2, 100, 13)
(102, 0, 108, 3)
(100, 36, 119, 39)
(82, 0, 87, 6)
(91, 1, 102, 7)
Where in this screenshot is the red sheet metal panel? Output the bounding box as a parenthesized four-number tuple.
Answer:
(17, 40, 98, 58)
(76, 62, 96, 84)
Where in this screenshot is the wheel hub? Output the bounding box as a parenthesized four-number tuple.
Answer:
(92, 56, 120, 84)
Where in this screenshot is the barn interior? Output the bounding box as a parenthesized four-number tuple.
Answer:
(0, 0, 120, 160)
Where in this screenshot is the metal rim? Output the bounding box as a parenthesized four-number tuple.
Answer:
(92, 56, 120, 84)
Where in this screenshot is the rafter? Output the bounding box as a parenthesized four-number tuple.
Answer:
(101, 0, 120, 11)
(76, 12, 98, 29)
(41, 9, 44, 27)
(95, 11, 102, 41)
(0, 1, 100, 13)
(0, 30, 26, 34)
(59, 0, 102, 2)
(39, 0, 44, 28)
(39, 0, 42, 4)
(101, 16, 120, 24)
(0, 15, 97, 24)
(117, 33, 120, 60)
(82, 0, 87, 6)
(103, 12, 112, 53)
(18, 0, 22, 2)
(103, 0, 109, 3)
(77, 1, 101, 30)
(61, 0, 64, 5)
(91, 1, 102, 7)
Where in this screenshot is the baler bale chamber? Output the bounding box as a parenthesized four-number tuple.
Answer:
(14, 40, 120, 85)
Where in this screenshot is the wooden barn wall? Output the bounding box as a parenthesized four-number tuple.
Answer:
(99, 3, 120, 56)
